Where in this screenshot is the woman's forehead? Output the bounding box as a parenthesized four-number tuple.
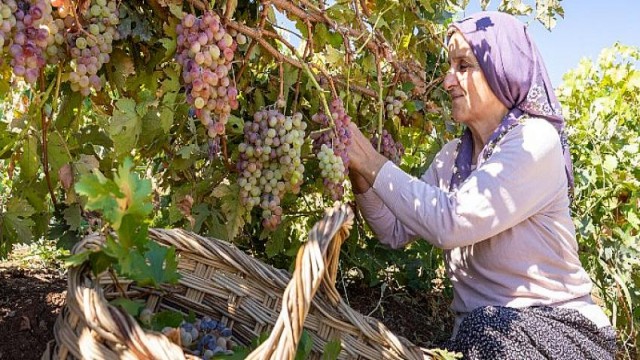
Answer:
(447, 33, 473, 59)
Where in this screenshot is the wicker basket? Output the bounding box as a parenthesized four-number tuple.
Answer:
(42, 204, 436, 359)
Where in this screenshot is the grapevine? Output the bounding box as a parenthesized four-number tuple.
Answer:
(237, 108, 307, 230)
(310, 97, 352, 200)
(176, 11, 239, 139)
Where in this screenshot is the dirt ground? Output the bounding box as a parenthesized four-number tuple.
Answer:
(0, 258, 453, 360)
(0, 266, 67, 360)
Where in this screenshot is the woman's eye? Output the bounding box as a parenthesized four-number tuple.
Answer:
(459, 62, 470, 71)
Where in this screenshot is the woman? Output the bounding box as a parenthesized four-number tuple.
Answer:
(347, 11, 616, 359)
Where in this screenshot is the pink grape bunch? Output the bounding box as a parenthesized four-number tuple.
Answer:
(66, 0, 119, 96)
(176, 11, 239, 139)
(237, 108, 307, 230)
(370, 129, 405, 165)
(385, 89, 408, 123)
(3, 0, 59, 84)
(310, 97, 352, 200)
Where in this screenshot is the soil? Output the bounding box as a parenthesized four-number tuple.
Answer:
(0, 259, 453, 360)
(0, 267, 67, 360)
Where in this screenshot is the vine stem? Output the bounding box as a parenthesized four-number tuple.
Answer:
(39, 72, 58, 209)
(376, 57, 384, 152)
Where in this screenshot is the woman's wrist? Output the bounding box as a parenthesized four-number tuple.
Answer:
(349, 170, 371, 194)
(353, 151, 388, 186)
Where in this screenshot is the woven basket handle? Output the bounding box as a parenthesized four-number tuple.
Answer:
(246, 203, 354, 360)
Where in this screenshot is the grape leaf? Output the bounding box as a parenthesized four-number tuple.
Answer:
(322, 339, 341, 360)
(212, 181, 246, 240)
(294, 330, 313, 360)
(0, 197, 35, 255)
(108, 98, 141, 157)
(151, 309, 184, 331)
(118, 3, 154, 42)
(262, 221, 289, 258)
(111, 298, 146, 317)
(75, 171, 123, 227)
(19, 135, 40, 180)
(118, 214, 149, 250)
(107, 49, 136, 92)
(113, 157, 153, 222)
(138, 242, 180, 287)
(63, 204, 83, 231)
(54, 88, 82, 129)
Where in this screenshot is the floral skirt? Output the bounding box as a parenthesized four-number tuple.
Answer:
(443, 306, 616, 360)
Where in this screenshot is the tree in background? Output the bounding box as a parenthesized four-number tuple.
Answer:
(559, 43, 640, 358)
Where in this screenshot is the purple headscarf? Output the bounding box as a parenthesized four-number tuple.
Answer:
(447, 11, 574, 194)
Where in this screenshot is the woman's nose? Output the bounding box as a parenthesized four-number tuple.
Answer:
(443, 71, 457, 92)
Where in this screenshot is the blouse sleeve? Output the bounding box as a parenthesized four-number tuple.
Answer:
(353, 145, 443, 249)
(369, 119, 568, 249)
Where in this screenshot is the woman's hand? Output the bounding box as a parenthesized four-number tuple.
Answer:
(347, 123, 389, 186)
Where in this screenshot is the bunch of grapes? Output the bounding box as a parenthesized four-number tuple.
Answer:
(237, 108, 306, 230)
(310, 97, 352, 200)
(176, 11, 239, 139)
(66, 0, 119, 95)
(0, 1, 17, 58)
(160, 316, 236, 359)
(385, 89, 408, 123)
(44, 0, 73, 65)
(370, 129, 405, 165)
(4, 0, 58, 84)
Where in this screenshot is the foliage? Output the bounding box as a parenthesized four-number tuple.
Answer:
(66, 157, 180, 288)
(558, 43, 640, 358)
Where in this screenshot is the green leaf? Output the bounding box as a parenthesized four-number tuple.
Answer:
(90, 251, 115, 275)
(113, 157, 153, 221)
(107, 49, 136, 92)
(64, 250, 91, 268)
(322, 339, 341, 360)
(159, 107, 174, 133)
(118, 214, 149, 249)
(75, 171, 123, 226)
(263, 221, 289, 258)
(108, 98, 141, 157)
(212, 181, 246, 240)
(160, 38, 177, 60)
(131, 242, 180, 287)
(111, 297, 146, 317)
(19, 135, 40, 180)
(295, 330, 313, 360)
(0, 197, 36, 251)
(47, 131, 72, 180)
(151, 309, 184, 331)
(54, 89, 82, 129)
(117, 3, 154, 42)
(63, 203, 83, 231)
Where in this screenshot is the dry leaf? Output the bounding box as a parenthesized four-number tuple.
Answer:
(58, 163, 74, 190)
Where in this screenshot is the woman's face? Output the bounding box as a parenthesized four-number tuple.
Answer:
(444, 31, 506, 125)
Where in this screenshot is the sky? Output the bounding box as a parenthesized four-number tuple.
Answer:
(459, 1, 640, 87)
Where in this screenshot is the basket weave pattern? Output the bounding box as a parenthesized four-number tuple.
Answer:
(43, 205, 432, 360)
